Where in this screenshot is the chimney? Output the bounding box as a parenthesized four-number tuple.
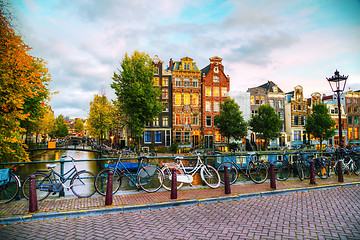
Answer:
(169, 58, 173, 70)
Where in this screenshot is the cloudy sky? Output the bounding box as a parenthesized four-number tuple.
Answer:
(12, 0, 360, 119)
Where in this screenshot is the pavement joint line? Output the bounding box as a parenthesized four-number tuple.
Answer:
(1, 181, 360, 225)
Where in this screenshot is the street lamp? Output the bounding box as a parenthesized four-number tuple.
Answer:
(326, 70, 348, 148)
(327, 70, 348, 183)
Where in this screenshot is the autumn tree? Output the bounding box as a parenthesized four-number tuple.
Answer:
(74, 118, 84, 134)
(0, 1, 51, 163)
(214, 97, 248, 146)
(305, 103, 335, 151)
(51, 115, 68, 138)
(111, 51, 163, 151)
(87, 93, 115, 144)
(249, 104, 283, 151)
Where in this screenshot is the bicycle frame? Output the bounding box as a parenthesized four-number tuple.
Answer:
(175, 154, 204, 177)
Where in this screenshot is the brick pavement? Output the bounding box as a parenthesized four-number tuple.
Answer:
(1, 185, 359, 239)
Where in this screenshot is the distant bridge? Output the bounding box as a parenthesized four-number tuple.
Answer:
(26, 145, 102, 153)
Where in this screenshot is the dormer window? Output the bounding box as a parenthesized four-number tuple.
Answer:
(214, 67, 219, 73)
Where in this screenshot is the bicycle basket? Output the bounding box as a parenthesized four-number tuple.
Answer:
(138, 165, 157, 178)
(0, 169, 10, 186)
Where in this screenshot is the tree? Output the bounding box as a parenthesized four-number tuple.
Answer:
(87, 93, 114, 144)
(249, 104, 283, 151)
(214, 97, 248, 146)
(51, 115, 68, 138)
(0, 1, 52, 163)
(305, 103, 335, 151)
(111, 51, 163, 151)
(74, 118, 84, 134)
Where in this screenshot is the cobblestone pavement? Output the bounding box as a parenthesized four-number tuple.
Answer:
(1, 185, 360, 239)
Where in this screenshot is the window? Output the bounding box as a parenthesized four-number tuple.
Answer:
(153, 77, 159, 86)
(184, 113, 190, 125)
(355, 128, 359, 139)
(206, 116, 212, 127)
(162, 89, 168, 99)
(278, 100, 283, 108)
(270, 100, 275, 108)
(213, 76, 219, 82)
(163, 117, 168, 126)
(297, 105, 302, 111)
(293, 115, 299, 126)
(175, 113, 181, 125)
(214, 67, 218, 73)
(205, 86, 212, 96)
(184, 93, 190, 105)
(301, 115, 306, 126)
(206, 101, 211, 112)
(260, 96, 265, 105)
(163, 102, 169, 112)
(215, 131, 221, 142)
(279, 112, 284, 120)
(155, 131, 161, 143)
(144, 131, 151, 143)
(175, 132, 181, 143)
(184, 132, 190, 143)
(213, 87, 219, 97)
(355, 107, 358, 113)
(184, 78, 190, 87)
(348, 116, 353, 125)
(221, 87, 227, 97)
(347, 98, 352, 104)
(175, 92, 181, 105)
(349, 128, 353, 140)
(250, 96, 255, 104)
(214, 101, 220, 112)
(193, 79, 198, 88)
(355, 116, 359, 125)
(153, 117, 159, 126)
(162, 78, 168, 86)
(348, 107, 352, 113)
(175, 78, 181, 87)
(255, 96, 260, 105)
(193, 114, 199, 125)
(294, 130, 301, 141)
(192, 93, 199, 106)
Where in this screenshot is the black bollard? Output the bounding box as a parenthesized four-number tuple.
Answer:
(310, 161, 316, 185)
(171, 168, 177, 199)
(338, 160, 344, 183)
(105, 170, 113, 206)
(270, 162, 276, 189)
(29, 175, 38, 213)
(224, 165, 231, 194)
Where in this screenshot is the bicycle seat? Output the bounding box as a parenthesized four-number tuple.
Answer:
(46, 164, 57, 169)
(175, 156, 184, 162)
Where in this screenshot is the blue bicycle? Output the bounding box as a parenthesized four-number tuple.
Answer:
(0, 168, 21, 204)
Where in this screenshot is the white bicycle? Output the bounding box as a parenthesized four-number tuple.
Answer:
(161, 152, 220, 190)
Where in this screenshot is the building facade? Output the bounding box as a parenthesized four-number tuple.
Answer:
(201, 56, 230, 151)
(345, 90, 360, 145)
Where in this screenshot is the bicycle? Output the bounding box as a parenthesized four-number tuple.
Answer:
(0, 168, 21, 204)
(22, 155, 96, 201)
(216, 152, 268, 185)
(297, 152, 329, 179)
(272, 150, 305, 181)
(95, 154, 164, 195)
(334, 149, 360, 176)
(161, 151, 220, 190)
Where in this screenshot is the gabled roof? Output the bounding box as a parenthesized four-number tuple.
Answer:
(201, 64, 211, 76)
(257, 81, 284, 93)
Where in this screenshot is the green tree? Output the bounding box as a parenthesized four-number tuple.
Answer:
(214, 97, 248, 146)
(249, 104, 282, 151)
(51, 115, 68, 138)
(87, 93, 114, 144)
(0, 1, 52, 162)
(111, 51, 163, 151)
(305, 103, 335, 151)
(74, 118, 84, 134)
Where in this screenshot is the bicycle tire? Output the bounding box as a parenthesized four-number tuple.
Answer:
(316, 165, 328, 179)
(22, 172, 52, 201)
(248, 161, 268, 184)
(138, 166, 164, 193)
(71, 170, 96, 198)
(200, 165, 220, 188)
(297, 163, 304, 181)
(0, 173, 20, 204)
(273, 160, 291, 181)
(161, 165, 184, 191)
(217, 162, 238, 185)
(334, 160, 343, 176)
(94, 168, 122, 196)
(353, 161, 360, 176)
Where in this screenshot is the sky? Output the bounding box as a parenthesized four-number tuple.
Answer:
(11, 0, 360, 119)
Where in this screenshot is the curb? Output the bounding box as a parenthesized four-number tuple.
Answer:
(1, 182, 359, 225)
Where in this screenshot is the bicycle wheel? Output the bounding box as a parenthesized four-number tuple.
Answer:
(316, 165, 328, 179)
(94, 168, 122, 196)
(216, 162, 238, 185)
(200, 165, 220, 188)
(161, 165, 184, 191)
(71, 170, 96, 198)
(353, 161, 360, 176)
(297, 163, 304, 181)
(0, 173, 20, 204)
(273, 160, 291, 181)
(22, 172, 52, 201)
(334, 160, 344, 176)
(248, 161, 268, 184)
(138, 166, 164, 193)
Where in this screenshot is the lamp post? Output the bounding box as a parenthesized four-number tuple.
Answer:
(326, 70, 348, 148)
(327, 70, 348, 183)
